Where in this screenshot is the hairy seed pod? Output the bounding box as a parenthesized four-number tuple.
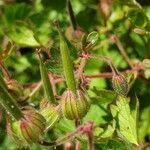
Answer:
(39, 55, 55, 103)
(19, 106, 46, 143)
(58, 29, 76, 93)
(112, 74, 128, 96)
(61, 90, 90, 120)
(40, 98, 60, 130)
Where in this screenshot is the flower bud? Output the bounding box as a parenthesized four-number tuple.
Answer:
(7, 107, 46, 144)
(65, 26, 85, 42)
(7, 80, 24, 102)
(40, 98, 60, 130)
(61, 90, 90, 120)
(112, 74, 128, 96)
(133, 28, 146, 35)
(142, 59, 150, 69)
(19, 106, 46, 143)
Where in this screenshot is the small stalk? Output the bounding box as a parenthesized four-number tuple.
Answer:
(58, 27, 76, 93)
(75, 119, 81, 150)
(0, 74, 8, 89)
(89, 55, 120, 75)
(87, 132, 94, 150)
(38, 122, 94, 147)
(76, 57, 87, 84)
(110, 35, 133, 69)
(38, 52, 56, 103)
(75, 141, 81, 150)
(0, 61, 11, 81)
(0, 75, 23, 120)
(67, 0, 77, 30)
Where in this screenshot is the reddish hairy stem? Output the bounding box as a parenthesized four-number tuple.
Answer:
(109, 35, 133, 69)
(76, 57, 87, 83)
(75, 119, 81, 150)
(0, 61, 11, 81)
(38, 122, 94, 147)
(84, 72, 112, 78)
(87, 132, 94, 150)
(49, 73, 57, 96)
(23, 65, 145, 90)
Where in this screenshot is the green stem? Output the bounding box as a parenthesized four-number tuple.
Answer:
(39, 55, 56, 103)
(0, 74, 8, 89)
(0, 75, 23, 120)
(58, 29, 76, 93)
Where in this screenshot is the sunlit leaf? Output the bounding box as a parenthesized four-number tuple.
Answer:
(91, 89, 117, 105)
(111, 96, 138, 145)
(94, 120, 116, 140)
(83, 104, 108, 125)
(7, 25, 39, 46)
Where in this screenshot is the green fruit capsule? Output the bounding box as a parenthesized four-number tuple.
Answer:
(61, 90, 90, 120)
(40, 98, 60, 130)
(19, 106, 46, 143)
(7, 106, 46, 144)
(112, 74, 128, 96)
(7, 117, 25, 145)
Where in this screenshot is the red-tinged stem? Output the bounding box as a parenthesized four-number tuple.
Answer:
(82, 122, 94, 150)
(87, 54, 120, 75)
(87, 132, 94, 150)
(109, 35, 133, 69)
(84, 72, 113, 78)
(75, 141, 81, 150)
(22, 65, 145, 89)
(49, 73, 57, 96)
(75, 119, 81, 150)
(76, 56, 87, 87)
(28, 81, 42, 98)
(38, 122, 94, 147)
(0, 61, 11, 81)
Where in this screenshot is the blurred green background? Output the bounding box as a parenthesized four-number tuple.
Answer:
(0, 0, 150, 149)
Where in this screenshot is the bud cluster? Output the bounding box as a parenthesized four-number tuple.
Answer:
(40, 98, 60, 130)
(112, 74, 128, 96)
(61, 90, 90, 120)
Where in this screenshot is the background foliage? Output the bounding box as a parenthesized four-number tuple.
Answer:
(0, 0, 150, 149)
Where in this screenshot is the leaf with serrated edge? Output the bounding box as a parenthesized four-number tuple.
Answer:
(113, 96, 138, 145)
